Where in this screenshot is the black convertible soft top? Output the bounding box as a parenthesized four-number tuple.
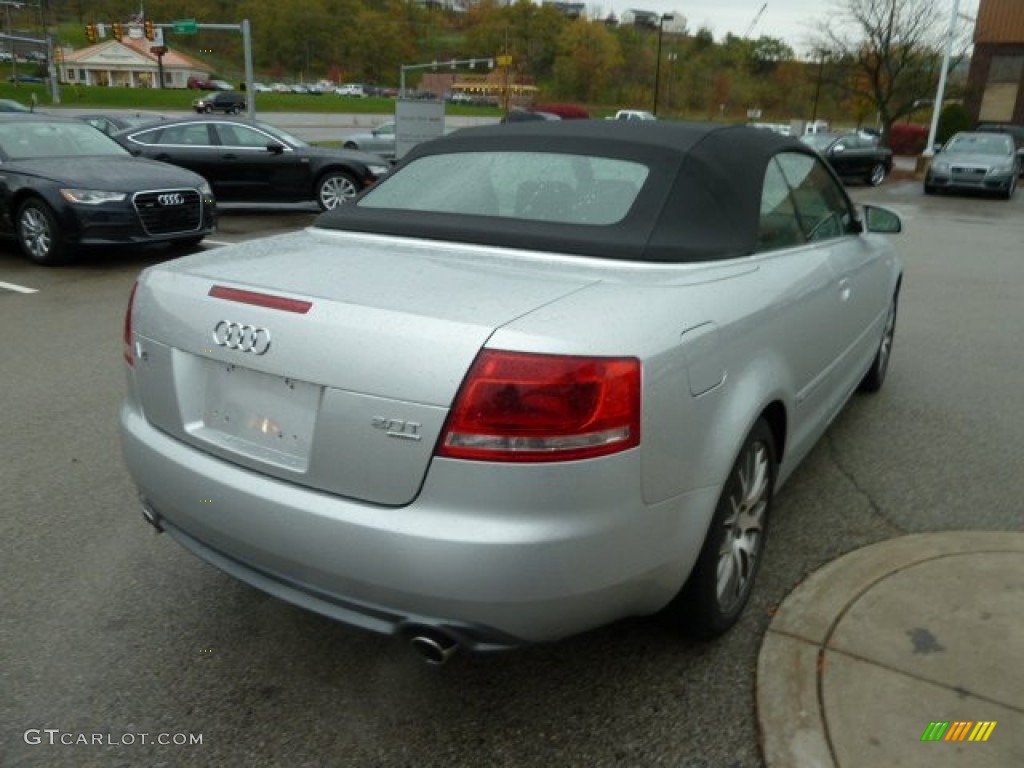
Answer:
(316, 120, 825, 262)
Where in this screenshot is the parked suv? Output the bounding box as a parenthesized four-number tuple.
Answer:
(335, 83, 366, 97)
(976, 123, 1024, 175)
(192, 91, 246, 114)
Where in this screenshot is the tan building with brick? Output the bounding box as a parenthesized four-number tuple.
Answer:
(966, 0, 1024, 125)
(60, 33, 211, 89)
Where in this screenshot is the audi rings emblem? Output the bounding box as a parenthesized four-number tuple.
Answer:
(157, 193, 185, 206)
(212, 321, 272, 355)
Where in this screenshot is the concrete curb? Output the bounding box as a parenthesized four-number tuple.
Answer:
(757, 532, 1024, 767)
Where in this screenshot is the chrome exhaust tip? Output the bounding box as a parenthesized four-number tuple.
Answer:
(409, 632, 458, 665)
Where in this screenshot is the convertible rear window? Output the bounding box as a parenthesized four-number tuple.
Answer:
(357, 151, 650, 226)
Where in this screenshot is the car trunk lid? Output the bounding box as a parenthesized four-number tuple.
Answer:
(129, 229, 597, 506)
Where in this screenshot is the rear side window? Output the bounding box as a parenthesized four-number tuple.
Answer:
(128, 127, 163, 145)
(157, 123, 213, 147)
(757, 159, 805, 251)
(358, 151, 650, 225)
(776, 152, 854, 242)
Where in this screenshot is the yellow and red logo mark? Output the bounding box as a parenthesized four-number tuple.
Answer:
(921, 721, 997, 742)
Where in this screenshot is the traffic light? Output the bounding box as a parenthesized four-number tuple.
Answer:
(144, 20, 155, 41)
(112, 21, 124, 40)
(85, 23, 97, 44)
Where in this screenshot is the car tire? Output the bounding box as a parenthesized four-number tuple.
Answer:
(230, 105, 241, 115)
(1001, 176, 1016, 201)
(16, 198, 72, 266)
(660, 418, 776, 640)
(924, 182, 936, 195)
(866, 162, 887, 186)
(316, 170, 359, 210)
(858, 292, 898, 393)
(203, 104, 213, 114)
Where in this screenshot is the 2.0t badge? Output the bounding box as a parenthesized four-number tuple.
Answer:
(212, 321, 271, 355)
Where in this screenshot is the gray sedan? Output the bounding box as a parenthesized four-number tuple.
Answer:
(925, 131, 1019, 199)
(343, 121, 396, 158)
(120, 122, 902, 663)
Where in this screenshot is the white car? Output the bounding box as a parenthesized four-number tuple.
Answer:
(611, 109, 657, 121)
(336, 83, 367, 97)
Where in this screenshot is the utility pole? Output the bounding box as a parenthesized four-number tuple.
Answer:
(652, 14, 671, 116)
(810, 49, 828, 125)
(925, 0, 961, 157)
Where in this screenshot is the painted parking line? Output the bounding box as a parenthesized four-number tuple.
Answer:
(201, 239, 235, 247)
(0, 281, 38, 294)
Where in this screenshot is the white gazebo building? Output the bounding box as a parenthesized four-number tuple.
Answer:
(60, 27, 211, 89)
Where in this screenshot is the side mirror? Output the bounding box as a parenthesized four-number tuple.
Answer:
(266, 142, 285, 155)
(863, 204, 902, 234)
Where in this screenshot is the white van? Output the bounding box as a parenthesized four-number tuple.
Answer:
(336, 83, 366, 98)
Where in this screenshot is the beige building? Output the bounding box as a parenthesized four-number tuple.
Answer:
(60, 33, 210, 89)
(966, 0, 1024, 124)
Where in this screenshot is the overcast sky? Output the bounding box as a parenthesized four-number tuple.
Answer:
(601, 0, 980, 56)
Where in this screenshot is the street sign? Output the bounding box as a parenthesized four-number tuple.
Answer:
(172, 19, 198, 34)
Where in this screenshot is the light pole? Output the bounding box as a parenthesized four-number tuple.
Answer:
(652, 13, 672, 116)
(810, 48, 829, 125)
(925, 0, 961, 157)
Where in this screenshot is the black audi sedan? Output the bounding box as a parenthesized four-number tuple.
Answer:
(800, 131, 893, 186)
(111, 116, 391, 210)
(0, 114, 216, 265)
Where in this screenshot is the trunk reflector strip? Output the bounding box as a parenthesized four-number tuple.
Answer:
(209, 286, 312, 314)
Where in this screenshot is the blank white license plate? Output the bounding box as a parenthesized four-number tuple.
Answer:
(200, 361, 320, 468)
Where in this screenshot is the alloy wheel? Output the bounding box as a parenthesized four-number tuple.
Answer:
(19, 206, 52, 261)
(716, 439, 770, 613)
(319, 175, 358, 209)
(876, 300, 896, 377)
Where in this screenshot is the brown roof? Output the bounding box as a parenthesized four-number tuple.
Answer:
(975, 0, 1024, 43)
(63, 37, 210, 72)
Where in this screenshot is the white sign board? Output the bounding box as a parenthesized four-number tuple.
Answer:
(395, 99, 445, 160)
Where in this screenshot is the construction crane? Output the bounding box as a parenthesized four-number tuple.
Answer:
(745, 3, 767, 38)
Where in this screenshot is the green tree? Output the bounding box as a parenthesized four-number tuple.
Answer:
(809, 0, 970, 143)
(551, 19, 622, 102)
(465, 0, 568, 83)
(937, 102, 971, 143)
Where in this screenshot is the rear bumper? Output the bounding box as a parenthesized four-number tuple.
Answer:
(120, 400, 719, 647)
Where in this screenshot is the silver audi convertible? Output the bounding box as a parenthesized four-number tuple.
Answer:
(120, 121, 903, 662)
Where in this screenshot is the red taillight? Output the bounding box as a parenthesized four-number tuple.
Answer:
(439, 350, 642, 463)
(123, 281, 138, 366)
(209, 285, 312, 314)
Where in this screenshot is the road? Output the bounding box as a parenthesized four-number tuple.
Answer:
(47, 107, 500, 144)
(1, 180, 1022, 768)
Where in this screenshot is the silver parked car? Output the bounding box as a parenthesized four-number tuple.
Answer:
(343, 121, 396, 158)
(120, 121, 902, 662)
(924, 131, 1020, 199)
